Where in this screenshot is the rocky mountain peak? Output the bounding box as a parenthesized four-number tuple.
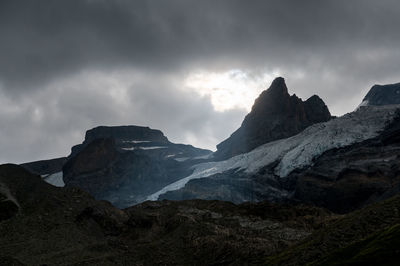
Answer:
(63, 124, 212, 207)
(304, 95, 332, 121)
(267, 77, 289, 94)
(214, 77, 331, 160)
(251, 77, 289, 113)
(361, 82, 400, 106)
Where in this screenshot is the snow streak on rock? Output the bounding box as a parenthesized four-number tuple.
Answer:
(0, 182, 20, 208)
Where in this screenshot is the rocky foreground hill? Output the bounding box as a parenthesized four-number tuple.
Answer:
(1, 164, 400, 265)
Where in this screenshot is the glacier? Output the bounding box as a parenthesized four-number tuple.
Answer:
(147, 105, 400, 201)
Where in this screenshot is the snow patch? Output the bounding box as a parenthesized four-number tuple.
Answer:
(141, 146, 168, 150)
(43, 172, 64, 187)
(122, 146, 168, 151)
(174, 157, 190, 162)
(122, 140, 152, 143)
(192, 153, 214, 160)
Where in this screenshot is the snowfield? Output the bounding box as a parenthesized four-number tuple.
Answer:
(147, 105, 400, 201)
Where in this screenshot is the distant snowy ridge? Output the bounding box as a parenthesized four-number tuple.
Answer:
(147, 105, 400, 201)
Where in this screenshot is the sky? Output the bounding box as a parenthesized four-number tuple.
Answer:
(1, 0, 400, 163)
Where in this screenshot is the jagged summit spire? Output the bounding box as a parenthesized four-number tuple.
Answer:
(270, 76, 286, 86)
(268, 77, 288, 95)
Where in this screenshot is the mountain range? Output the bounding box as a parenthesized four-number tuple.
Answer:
(22, 77, 400, 213)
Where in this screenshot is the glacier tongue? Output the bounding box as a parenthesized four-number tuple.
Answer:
(147, 105, 400, 201)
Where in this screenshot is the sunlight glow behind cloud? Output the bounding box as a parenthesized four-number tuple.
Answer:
(184, 69, 280, 112)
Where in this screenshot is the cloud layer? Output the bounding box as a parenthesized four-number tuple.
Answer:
(1, 0, 400, 163)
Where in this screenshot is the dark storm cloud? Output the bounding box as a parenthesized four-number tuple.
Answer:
(0, 0, 400, 162)
(2, 0, 400, 89)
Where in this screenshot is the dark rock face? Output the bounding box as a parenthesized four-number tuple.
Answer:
(362, 82, 400, 106)
(214, 77, 331, 160)
(20, 157, 67, 175)
(292, 111, 400, 213)
(63, 126, 212, 207)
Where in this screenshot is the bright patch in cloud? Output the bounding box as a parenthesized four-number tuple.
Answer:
(184, 69, 280, 112)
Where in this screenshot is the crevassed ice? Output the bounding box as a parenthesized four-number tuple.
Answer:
(147, 105, 400, 201)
